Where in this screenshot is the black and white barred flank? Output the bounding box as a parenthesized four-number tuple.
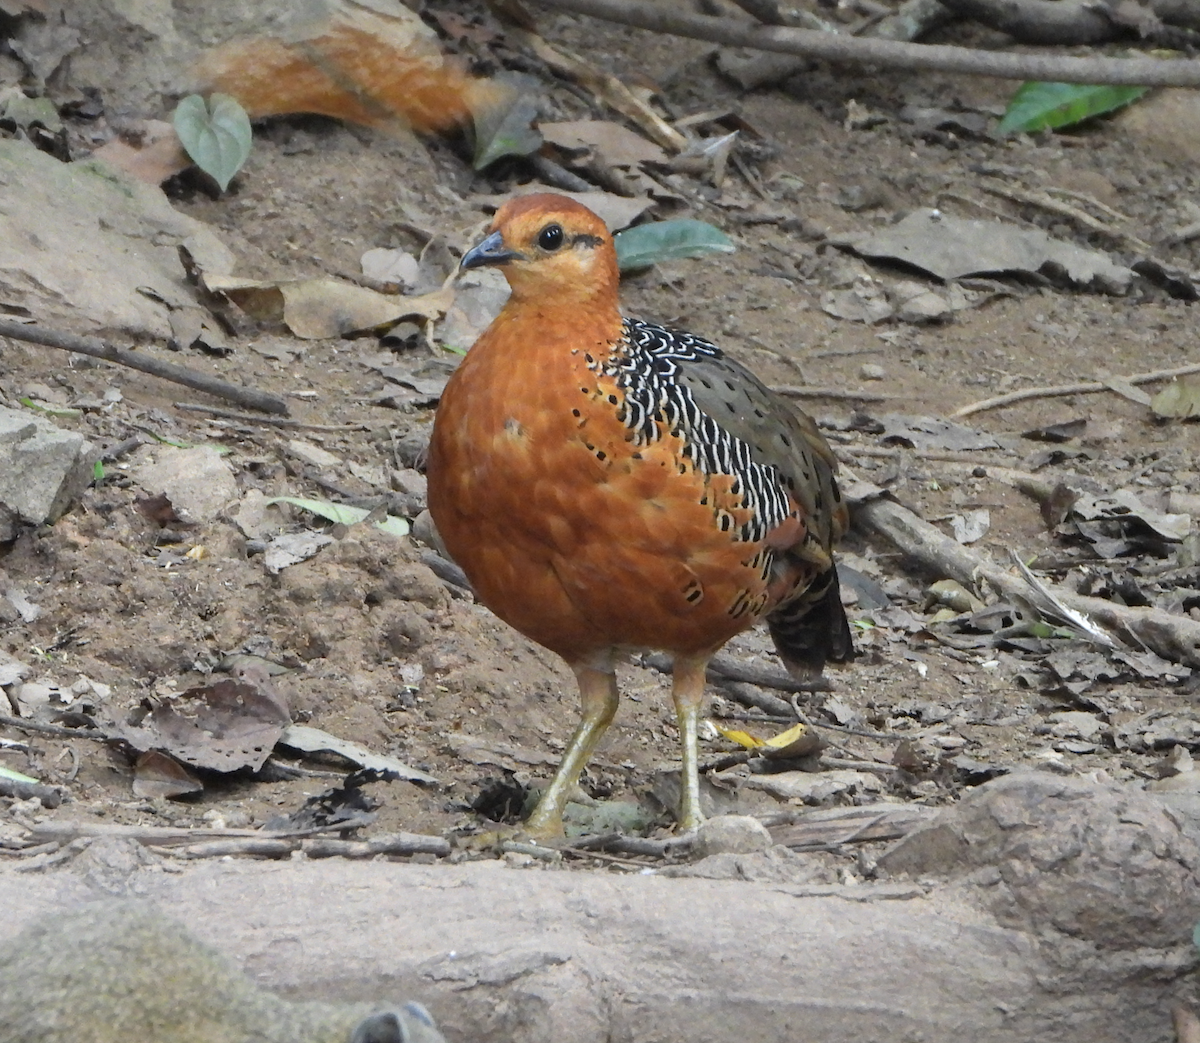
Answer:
(592, 318, 793, 544)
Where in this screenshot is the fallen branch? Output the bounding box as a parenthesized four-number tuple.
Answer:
(0, 320, 289, 416)
(938, 0, 1112, 44)
(979, 179, 1153, 254)
(164, 832, 451, 860)
(642, 651, 832, 693)
(532, 0, 1200, 84)
(762, 802, 936, 849)
(724, 680, 794, 717)
(772, 385, 893, 402)
(175, 403, 368, 430)
(0, 714, 104, 740)
(0, 776, 62, 808)
(950, 362, 1200, 417)
(836, 445, 1020, 465)
(851, 485, 1200, 667)
(25, 819, 381, 846)
(941, 0, 1200, 46)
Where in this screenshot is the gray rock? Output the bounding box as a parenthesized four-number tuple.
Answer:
(0, 406, 98, 539)
(0, 137, 233, 339)
(878, 771, 1200, 950)
(130, 445, 238, 523)
(694, 814, 773, 857)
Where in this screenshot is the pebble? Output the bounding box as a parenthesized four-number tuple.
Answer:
(695, 815, 773, 857)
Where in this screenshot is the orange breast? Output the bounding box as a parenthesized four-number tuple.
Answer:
(427, 310, 806, 663)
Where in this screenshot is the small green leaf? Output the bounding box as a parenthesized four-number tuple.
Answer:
(173, 93, 252, 191)
(265, 497, 411, 537)
(614, 220, 736, 271)
(997, 82, 1149, 135)
(1150, 376, 1200, 419)
(0, 765, 40, 785)
(471, 87, 542, 170)
(93, 460, 105, 483)
(20, 397, 81, 417)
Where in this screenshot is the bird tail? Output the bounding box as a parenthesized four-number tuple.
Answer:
(767, 566, 855, 679)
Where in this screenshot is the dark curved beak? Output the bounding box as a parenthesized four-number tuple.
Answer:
(461, 230, 524, 270)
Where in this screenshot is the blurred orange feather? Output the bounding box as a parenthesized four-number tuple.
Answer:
(195, 1, 500, 136)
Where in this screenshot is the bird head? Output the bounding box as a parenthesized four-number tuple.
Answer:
(461, 193, 619, 309)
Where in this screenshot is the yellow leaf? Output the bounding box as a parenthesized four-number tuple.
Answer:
(761, 722, 823, 760)
(761, 722, 809, 750)
(710, 722, 764, 749)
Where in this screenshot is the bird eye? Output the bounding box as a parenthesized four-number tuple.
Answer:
(538, 224, 564, 251)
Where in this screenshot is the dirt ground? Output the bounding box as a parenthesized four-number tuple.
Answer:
(1, 0, 1199, 866)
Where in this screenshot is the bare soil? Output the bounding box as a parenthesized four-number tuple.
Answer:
(2, 1, 1199, 863)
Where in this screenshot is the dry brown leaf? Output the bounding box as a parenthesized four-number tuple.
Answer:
(132, 750, 203, 799)
(475, 188, 654, 231)
(92, 120, 191, 186)
(512, 29, 685, 152)
(540, 119, 667, 167)
(195, 0, 500, 135)
(117, 678, 292, 773)
(202, 274, 452, 338)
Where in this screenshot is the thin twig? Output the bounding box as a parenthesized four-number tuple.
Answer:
(772, 385, 893, 402)
(837, 445, 1018, 464)
(0, 320, 289, 415)
(175, 402, 368, 431)
(849, 477, 1200, 666)
(822, 756, 901, 773)
(724, 681, 795, 717)
(0, 714, 105, 740)
(979, 179, 1153, 253)
(532, 0, 1200, 84)
(950, 362, 1200, 417)
(561, 845, 653, 868)
(789, 692, 908, 741)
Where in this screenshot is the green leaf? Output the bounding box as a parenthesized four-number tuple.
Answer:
(93, 460, 105, 483)
(19, 397, 80, 418)
(0, 765, 40, 785)
(1150, 376, 1200, 419)
(470, 78, 542, 170)
(614, 220, 736, 271)
(265, 497, 411, 538)
(997, 82, 1149, 135)
(173, 93, 252, 192)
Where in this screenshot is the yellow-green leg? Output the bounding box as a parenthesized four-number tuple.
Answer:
(671, 654, 710, 833)
(524, 664, 619, 838)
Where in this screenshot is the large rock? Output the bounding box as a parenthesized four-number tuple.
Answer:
(2, 773, 1198, 1043)
(0, 138, 233, 338)
(0, 406, 98, 540)
(130, 445, 239, 524)
(878, 771, 1200, 951)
